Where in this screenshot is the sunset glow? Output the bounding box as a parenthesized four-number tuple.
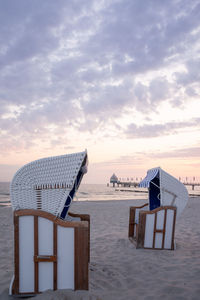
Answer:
(0, 0, 200, 183)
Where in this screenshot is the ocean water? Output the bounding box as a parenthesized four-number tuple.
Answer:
(1, 182, 199, 207)
(0, 182, 148, 207)
(77, 184, 148, 201)
(0, 182, 10, 206)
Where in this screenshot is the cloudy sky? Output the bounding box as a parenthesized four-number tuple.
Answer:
(0, 0, 200, 183)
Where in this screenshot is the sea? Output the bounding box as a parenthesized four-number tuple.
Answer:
(1, 182, 199, 208)
(0, 182, 148, 207)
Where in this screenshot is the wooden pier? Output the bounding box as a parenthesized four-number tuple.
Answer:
(109, 173, 200, 193)
(111, 180, 200, 191)
(116, 181, 139, 187)
(110, 181, 139, 188)
(182, 182, 200, 190)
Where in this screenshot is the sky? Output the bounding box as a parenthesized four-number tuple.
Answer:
(0, 0, 200, 183)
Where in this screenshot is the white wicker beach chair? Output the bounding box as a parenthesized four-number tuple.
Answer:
(129, 167, 188, 250)
(10, 150, 88, 218)
(9, 150, 90, 296)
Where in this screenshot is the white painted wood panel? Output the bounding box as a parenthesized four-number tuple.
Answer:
(155, 232, 163, 248)
(156, 210, 164, 230)
(38, 217, 53, 255)
(19, 216, 34, 293)
(39, 262, 53, 292)
(144, 214, 154, 248)
(164, 210, 174, 249)
(57, 226, 74, 289)
(38, 217, 54, 291)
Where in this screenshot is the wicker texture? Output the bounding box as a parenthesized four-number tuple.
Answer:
(140, 167, 188, 218)
(10, 150, 87, 217)
(159, 168, 188, 218)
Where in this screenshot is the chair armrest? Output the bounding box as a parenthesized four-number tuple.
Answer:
(68, 212, 90, 223)
(68, 211, 90, 262)
(136, 206, 177, 249)
(129, 203, 148, 238)
(129, 203, 148, 210)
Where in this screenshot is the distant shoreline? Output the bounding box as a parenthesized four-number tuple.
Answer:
(115, 188, 148, 193)
(115, 187, 200, 197)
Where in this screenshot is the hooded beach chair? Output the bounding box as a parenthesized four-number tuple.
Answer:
(128, 167, 188, 250)
(9, 150, 90, 296)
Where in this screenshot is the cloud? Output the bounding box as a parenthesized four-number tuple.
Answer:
(125, 118, 200, 138)
(87, 0, 200, 76)
(175, 58, 200, 86)
(82, 80, 133, 116)
(0, 1, 64, 68)
(94, 145, 200, 170)
(0, 0, 200, 156)
(150, 146, 200, 159)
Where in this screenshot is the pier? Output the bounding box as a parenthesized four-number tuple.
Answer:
(115, 181, 139, 188)
(110, 174, 140, 187)
(109, 174, 200, 191)
(114, 180, 200, 190)
(182, 182, 200, 190)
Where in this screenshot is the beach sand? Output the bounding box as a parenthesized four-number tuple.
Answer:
(1, 197, 200, 300)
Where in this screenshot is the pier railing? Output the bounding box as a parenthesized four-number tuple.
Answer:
(111, 180, 200, 191)
(182, 182, 200, 190)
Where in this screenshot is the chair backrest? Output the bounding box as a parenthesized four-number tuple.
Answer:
(137, 206, 176, 250)
(10, 150, 88, 218)
(139, 167, 188, 218)
(10, 209, 89, 295)
(159, 168, 188, 218)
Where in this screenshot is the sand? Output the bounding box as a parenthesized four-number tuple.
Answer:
(0, 197, 200, 300)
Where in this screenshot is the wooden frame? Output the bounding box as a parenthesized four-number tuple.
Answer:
(129, 205, 177, 250)
(68, 211, 90, 262)
(128, 203, 148, 238)
(11, 209, 89, 296)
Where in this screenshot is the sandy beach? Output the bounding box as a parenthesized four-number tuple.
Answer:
(0, 197, 200, 300)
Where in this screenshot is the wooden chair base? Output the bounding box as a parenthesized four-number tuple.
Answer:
(129, 205, 176, 250)
(10, 209, 90, 296)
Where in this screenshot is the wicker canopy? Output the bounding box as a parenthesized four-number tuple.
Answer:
(139, 167, 188, 218)
(10, 150, 88, 218)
